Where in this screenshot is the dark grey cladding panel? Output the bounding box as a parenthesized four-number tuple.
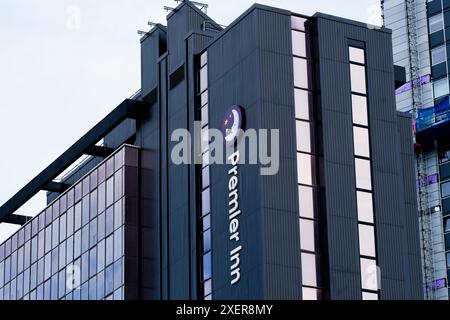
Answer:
(261, 208, 302, 300)
(326, 215, 361, 299)
(370, 120, 401, 175)
(141, 28, 166, 98)
(321, 110, 354, 166)
(259, 103, 296, 160)
(167, 4, 209, 70)
(207, 11, 257, 84)
(256, 8, 292, 54)
(259, 50, 295, 107)
(328, 270, 361, 300)
(323, 162, 358, 219)
(318, 59, 353, 114)
(168, 75, 188, 118)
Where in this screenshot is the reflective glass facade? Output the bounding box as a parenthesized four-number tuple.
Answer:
(0, 145, 145, 300)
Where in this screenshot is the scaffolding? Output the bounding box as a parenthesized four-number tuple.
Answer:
(405, 0, 436, 300)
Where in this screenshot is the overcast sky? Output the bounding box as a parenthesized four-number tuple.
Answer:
(0, 0, 382, 243)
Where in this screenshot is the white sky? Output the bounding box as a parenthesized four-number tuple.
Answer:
(0, 0, 382, 243)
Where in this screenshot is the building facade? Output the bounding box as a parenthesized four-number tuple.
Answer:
(383, 0, 450, 300)
(0, 1, 422, 300)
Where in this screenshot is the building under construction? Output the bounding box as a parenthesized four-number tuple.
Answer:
(383, 0, 450, 300)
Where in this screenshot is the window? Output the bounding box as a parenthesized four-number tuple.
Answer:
(200, 65, 208, 93)
(431, 46, 446, 66)
(434, 77, 449, 99)
(447, 252, 450, 266)
(201, 105, 209, 128)
(349, 47, 365, 64)
(295, 89, 313, 121)
(301, 252, 319, 287)
(353, 127, 371, 158)
(445, 218, 450, 232)
(297, 153, 316, 186)
(202, 188, 211, 216)
(292, 30, 307, 58)
(429, 14, 444, 34)
(97, 239, 105, 272)
(362, 291, 378, 300)
(292, 16, 307, 31)
(302, 287, 321, 300)
(300, 219, 317, 252)
(114, 228, 122, 261)
(442, 181, 450, 198)
(298, 185, 317, 220)
(296, 121, 314, 153)
(203, 229, 211, 253)
(360, 258, 379, 291)
(357, 191, 374, 224)
(202, 167, 210, 190)
(203, 252, 212, 281)
(203, 214, 211, 231)
(350, 64, 367, 94)
(352, 95, 368, 126)
(355, 158, 372, 191)
(106, 177, 114, 208)
(106, 235, 114, 267)
(359, 224, 376, 257)
(294, 57, 311, 89)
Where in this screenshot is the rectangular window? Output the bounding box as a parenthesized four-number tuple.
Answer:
(357, 191, 374, 224)
(202, 188, 211, 216)
(360, 258, 379, 291)
(296, 120, 314, 153)
(434, 77, 449, 99)
(442, 181, 450, 198)
(292, 30, 307, 58)
(349, 47, 365, 64)
(362, 291, 379, 300)
(352, 95, 368, 126)
(350, 64, 367, 94)
(300, 219, 318, 252)
(202, 252, 212, 281)
(294, 57, 311, 89)
(353, 127, 371, 158)
(302, 287, 321, 300)
(429, 14, 444, 34)
(295, 89, 313, 121)
(431, 46, 446, 66)
(297, 153, 317, 186)
(355, 158, 372, 191)
(301, 252, 319, 287)
(292, 16, 307, 32)
(200, 65, 208, 93)
(445, 218, 450, 232)
(298, 186, 317, 220)
(358, 224, 376, 257)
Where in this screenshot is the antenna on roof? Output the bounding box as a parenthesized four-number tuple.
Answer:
(137, 30, 147, 36)
(148, 22, 158, 28)
(164, 6, 176, 13)
(173, 0, 209, 14)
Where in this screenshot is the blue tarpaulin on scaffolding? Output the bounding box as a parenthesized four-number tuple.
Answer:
(416, 96, 450, 132)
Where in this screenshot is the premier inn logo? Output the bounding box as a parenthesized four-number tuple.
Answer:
(222, 105, 244, 146)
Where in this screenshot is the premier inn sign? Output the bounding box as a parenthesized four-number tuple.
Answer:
(228, 150, 242, 285)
